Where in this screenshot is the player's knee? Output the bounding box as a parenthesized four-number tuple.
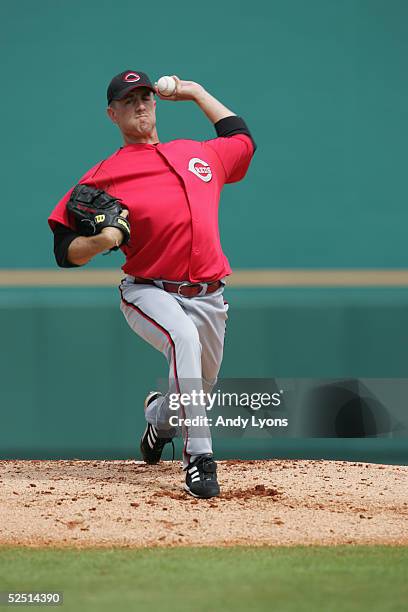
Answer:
(173, 323, 200, 351)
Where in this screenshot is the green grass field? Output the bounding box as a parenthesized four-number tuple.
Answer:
(0, 546, 407, 612)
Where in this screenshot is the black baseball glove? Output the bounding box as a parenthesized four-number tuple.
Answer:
(66, 184, 131, 251)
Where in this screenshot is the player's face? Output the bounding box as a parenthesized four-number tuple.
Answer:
(107, 87, 156, 138)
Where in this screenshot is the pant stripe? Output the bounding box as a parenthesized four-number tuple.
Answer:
(119, 287, 190, 462)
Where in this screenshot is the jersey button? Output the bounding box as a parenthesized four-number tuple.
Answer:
(193, 248, 200, 255)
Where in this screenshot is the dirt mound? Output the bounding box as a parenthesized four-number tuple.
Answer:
(0, 459, 407, 547)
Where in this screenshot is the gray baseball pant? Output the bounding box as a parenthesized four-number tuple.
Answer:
(119, 276, 228, 468)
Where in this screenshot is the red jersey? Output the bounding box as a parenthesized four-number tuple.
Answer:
(48, 134, 254, 283)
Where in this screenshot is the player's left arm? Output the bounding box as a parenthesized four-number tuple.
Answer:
(155, 76, 256, 151)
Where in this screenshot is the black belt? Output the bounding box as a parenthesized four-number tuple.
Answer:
(132, 277, 222, 298)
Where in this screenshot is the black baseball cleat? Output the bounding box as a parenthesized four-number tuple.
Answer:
(184, 454, 220, 499)
(140, 392, 174, 464)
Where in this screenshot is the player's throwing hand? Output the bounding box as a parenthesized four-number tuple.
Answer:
(154, 75, 205, 102)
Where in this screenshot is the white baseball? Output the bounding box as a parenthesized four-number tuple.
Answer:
(157, 76, 176, 96)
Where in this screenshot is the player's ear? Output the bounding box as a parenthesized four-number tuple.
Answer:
(107, 104, 117, 124)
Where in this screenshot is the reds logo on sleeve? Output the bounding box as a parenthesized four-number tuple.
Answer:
(188, 158, 212, 182)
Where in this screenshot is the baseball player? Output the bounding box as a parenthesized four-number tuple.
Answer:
(48, 70, 256, 499)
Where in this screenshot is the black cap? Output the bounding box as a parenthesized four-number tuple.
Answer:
(107, 70, 155, 104)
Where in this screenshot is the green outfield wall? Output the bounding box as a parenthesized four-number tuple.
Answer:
(1, 287, 407, 463)
(1, 0, 408, 268)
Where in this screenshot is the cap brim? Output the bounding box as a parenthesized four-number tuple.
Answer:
(112, 83, 155, 102)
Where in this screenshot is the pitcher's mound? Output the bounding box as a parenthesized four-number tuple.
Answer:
(0, 459, 407, 547)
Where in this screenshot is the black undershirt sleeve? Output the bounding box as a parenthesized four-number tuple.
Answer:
(53, 223, 81, 268)
(214, 116, 257, 151)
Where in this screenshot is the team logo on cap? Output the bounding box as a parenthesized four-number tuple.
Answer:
(188, 158, 212, 182)
(123, 72, 140, 83)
